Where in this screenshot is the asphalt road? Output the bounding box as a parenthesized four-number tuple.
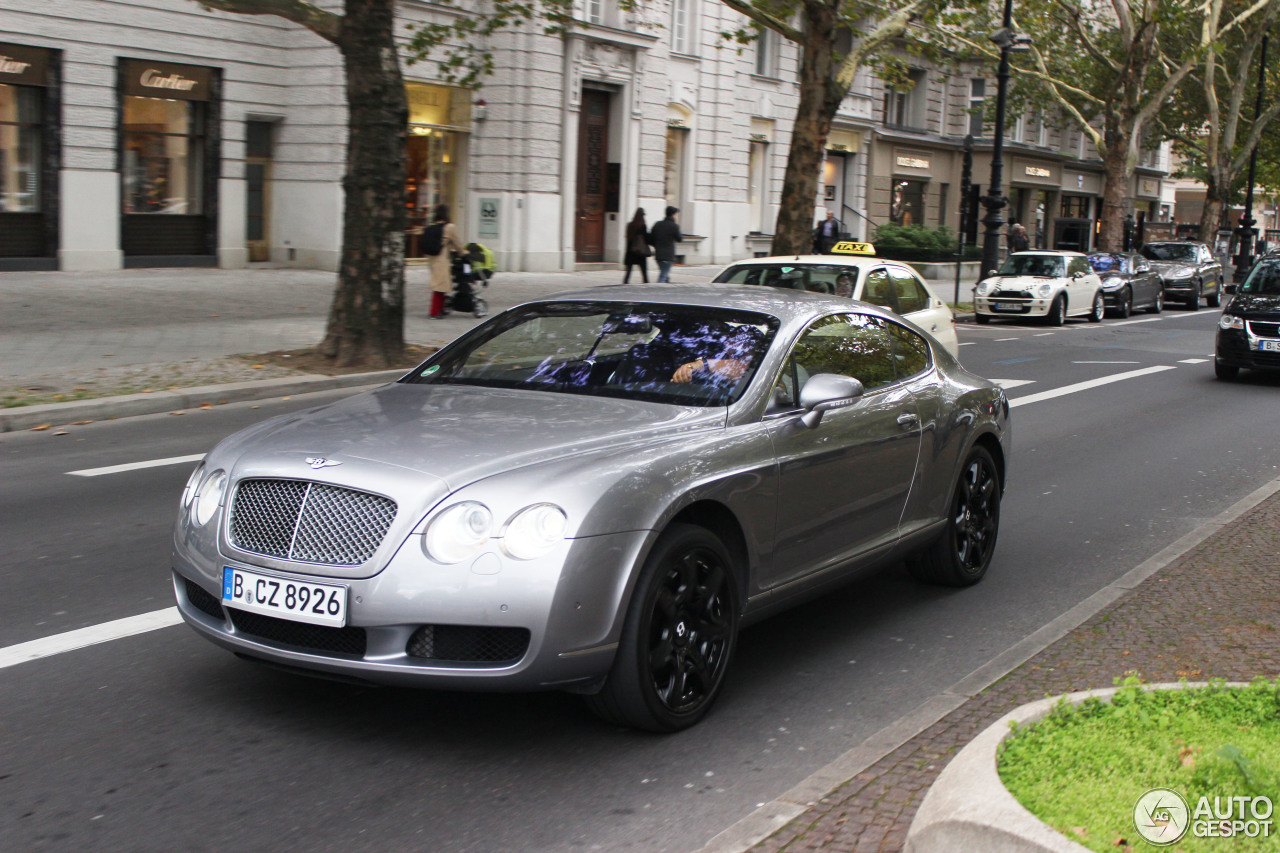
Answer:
(3, 307, 1279, 852)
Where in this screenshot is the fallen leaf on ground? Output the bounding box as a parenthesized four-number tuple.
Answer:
(30, 424, 52, 431)
(199, 403, 213, 409)
(169, 411, 185, 416)
(70, 420, 94, 425)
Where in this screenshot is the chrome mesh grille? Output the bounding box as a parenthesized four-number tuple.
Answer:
(1249, 321, 1280, 338)
(230, 478, 397, 566)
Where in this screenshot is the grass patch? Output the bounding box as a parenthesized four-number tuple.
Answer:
(998, 678, 1280, 851)
(947, 302, 974, 314)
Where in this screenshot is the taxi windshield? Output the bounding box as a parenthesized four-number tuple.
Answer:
(713, 263, 856, 295)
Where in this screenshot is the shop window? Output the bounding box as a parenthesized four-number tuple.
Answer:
(123, 96, 205, 214)
(0, 85, 41, 212)
(1061, 195, 1091, 218)
(890, 179, 925, 226)
(748, 139, 768, 232)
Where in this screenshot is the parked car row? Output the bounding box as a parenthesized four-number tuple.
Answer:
(972, 241, 1225, 325)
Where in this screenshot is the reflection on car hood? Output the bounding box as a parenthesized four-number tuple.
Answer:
(1229, 292, 1280, 317)
(1147, 261, 1195, 277)
(216, 382, 723, 491)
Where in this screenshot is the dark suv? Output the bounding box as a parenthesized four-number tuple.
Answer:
(1139, 241, 1224, 309)
(1215, 258, 1280, 380)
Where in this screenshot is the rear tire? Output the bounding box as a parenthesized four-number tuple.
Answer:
(585, 524, 739, 732)
(907, 446, 1002, 587)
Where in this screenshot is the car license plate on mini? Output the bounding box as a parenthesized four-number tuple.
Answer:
(1259, 339, 1280, 352)
(222, 567, 347, 628)
(991, 302, 1023, 312)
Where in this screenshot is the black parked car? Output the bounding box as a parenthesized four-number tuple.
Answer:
(1087, 252, 1165, 317)
(1139, 241, 1224, 309)
(1215, 258, 1280, 380)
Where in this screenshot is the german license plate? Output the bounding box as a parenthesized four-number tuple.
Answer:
(1259, 339, 1280, 352)
(991, 302, 1023, 313)
(222, 566, 347, 627)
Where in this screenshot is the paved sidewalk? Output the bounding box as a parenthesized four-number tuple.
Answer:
(734, 478, 1280, 852)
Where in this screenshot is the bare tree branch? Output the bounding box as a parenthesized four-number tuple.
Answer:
(716, 0, 803, 41)
(198, 0, 340, 43)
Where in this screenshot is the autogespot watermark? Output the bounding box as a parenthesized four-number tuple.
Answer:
(1134, 788, 1275, 845)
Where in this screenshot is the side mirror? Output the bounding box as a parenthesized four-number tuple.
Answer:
(1225, 283, 1238, 294)
(987, 269, 998, 278)
(798, 373, 865, 429)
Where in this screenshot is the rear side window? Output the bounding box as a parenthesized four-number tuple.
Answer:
(862, 268, 895, 311)
(888, 321, 931, 379)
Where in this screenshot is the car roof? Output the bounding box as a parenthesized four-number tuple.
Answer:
(1011, 250, 1086, 257)
(526, 283, 897, 326)
(720, 254, 908, 270)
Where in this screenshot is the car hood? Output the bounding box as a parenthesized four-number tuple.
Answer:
(214, 382, 723, 492)
(1146, 261, 1195, 277)
(1229, 292, 1280, 318)
(985, 275, 1067, 287)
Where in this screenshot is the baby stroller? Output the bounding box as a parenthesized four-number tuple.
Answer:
(446, 244, 491, 318)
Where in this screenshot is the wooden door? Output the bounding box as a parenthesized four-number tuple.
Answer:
(575, 90, 610, 262)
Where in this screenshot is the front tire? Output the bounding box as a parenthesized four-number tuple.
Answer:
(1088, 290, 1105, 322)
(1214, 360, 1239, 381)
(1187, 282, 1202, 310)
(907, 446, 1002, 586)
(1114, 288, 1132, 319)
(1207, 279, 1223, 308)
(585, 524, 739, 732)
(1045, 295, 1065, 327)
(975, 311, 991, 325)
(1148, 289, 1164, 314)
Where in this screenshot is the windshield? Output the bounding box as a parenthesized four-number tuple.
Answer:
(1088, 254, 1128, 274)
(405, 301, 779, 406)
(713, 263, 857, 296)
(1240, 262, 1280, 295)
(998, 255, 1065, 277)
(1140, 243, 1196, 262)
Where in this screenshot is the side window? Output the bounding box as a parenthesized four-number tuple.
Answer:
(889, 268, 929, 314)
(1069, 257, 1089, 276)
(789, 313, 897, 392)
(861, 268, 896, 311)
(888, 320, 931, 379)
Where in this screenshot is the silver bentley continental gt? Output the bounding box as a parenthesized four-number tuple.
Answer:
(173, 285, 1011, 732)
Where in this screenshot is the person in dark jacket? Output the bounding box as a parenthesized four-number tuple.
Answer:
(622, 208, 651, 283)
(813, 210, 842, 254)
(1007, 218, 1030, 254)
(650, 206, 683, 282)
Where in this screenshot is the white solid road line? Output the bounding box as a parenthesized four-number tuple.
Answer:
(68, 453, 204, 477)
(989, 379, 1037, 389)
(0, 607, 182, 670)
(1008, 365, 1178, 408)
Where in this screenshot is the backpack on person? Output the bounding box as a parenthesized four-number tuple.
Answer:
(419, 223, 445, 256)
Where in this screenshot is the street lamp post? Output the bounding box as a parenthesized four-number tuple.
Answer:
(979, 0, 1032, 278)
(1235, 32, 1269, 283)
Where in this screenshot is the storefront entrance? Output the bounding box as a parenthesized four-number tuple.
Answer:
(0, 42, 59, 270)
(404, 82, 468, 261)
(575, 89, 610, 262)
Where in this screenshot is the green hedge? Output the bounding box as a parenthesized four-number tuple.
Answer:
(872, 223, 980, 262)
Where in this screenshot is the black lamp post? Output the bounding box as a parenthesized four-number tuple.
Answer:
(956, 134, 974, 304)
(980, 0, 1032, 278)
(1235, 32, 1269, 282)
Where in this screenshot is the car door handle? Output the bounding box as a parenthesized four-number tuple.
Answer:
(897, 412, 919, 429)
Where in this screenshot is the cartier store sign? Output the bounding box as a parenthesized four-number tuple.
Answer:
(0, 42, 50, 87)
(122, 58, 213, 101)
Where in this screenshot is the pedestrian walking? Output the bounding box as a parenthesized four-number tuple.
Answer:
(651, 206, 683, 283)
(421, 203, 465, 318)
(1006, 218, 1030, 254)
(813, 210, 842, 254)
(622, 208, 652, 283)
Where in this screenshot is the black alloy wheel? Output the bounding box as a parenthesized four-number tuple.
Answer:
(908, 446, 1002, 586)
(586, 524, 739, 732)
(1114, 287, 1132, 319)
(1088, 290, 1105, 322)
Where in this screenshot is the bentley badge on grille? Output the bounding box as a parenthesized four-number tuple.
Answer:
(305, 457, 342, 469)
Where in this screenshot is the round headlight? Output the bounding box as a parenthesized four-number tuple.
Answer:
(423, 502, 493, 564)
(192, 470, 226, 527)
(1102, 277, 1122, 290)
(1219, 314, 1245, 330)
(974, 280, 994, 296)
(181, 463, 205, 509)
(501, 504, 567, 560)
(1036, 283, 1054, 298)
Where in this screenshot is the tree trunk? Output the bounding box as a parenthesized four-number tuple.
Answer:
(1198, 170, 1231, 244)
(319, 0, 407, 367)
(770, 6, 841, 256)
(1097, 136, 1130, 252)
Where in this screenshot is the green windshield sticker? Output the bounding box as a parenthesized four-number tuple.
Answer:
(422, 365, 440, 377)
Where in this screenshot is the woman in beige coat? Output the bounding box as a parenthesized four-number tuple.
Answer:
(425, 203, 465, 317)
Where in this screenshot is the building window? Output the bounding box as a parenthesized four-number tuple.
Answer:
(1061, 195, 1091, 218)
(755, 27, 778, 77)
(748, 139, 768, 231)
(938, 183, 949, 228)
(884, 69, 927, 131)
(890, 179, 926, 226)
(0, 83, 40, 213)
(123, 96, 204, 214)
(672, 0, 695, 55)
(665, 125, 687, 208)
(967, 79, 986, 137)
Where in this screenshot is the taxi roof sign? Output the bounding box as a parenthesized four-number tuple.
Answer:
(830, 241, 876, 256)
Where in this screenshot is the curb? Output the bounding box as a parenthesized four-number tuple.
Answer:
(903, 682, 1246, 853)
(0, 369, 407, 433)
(696, 472, 1280, 853)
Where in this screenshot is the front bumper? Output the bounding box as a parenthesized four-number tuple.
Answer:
(1215, 325, 1280, 371)
(973, 295, 1052, 318)
(173, 527, 653, 691)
